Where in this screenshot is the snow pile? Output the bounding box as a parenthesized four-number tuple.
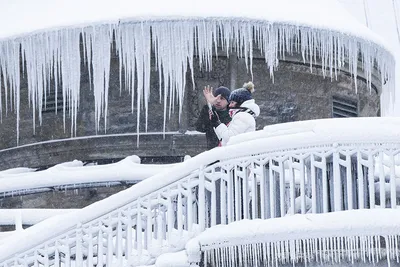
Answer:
(186, 209, 400, 266)
(0, 0, 394, 145)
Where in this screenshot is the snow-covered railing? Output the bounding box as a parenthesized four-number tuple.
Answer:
(0, 209, 78, 229)
(0, 117, 400, 266)
(186, 209, 400, 266)
(0, 155, 175, 197)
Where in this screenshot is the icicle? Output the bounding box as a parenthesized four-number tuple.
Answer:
(0, 19, 395, 145)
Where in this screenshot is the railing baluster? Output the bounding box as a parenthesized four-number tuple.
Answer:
(368, 153, 375, 208)
(227, 169, 234, 223)
(300, 158, 306, 214)
(288, 158, 295, 215)
(106, 221, 113, 267)
(322, 156, 328, 213)
(333, 151, 342, 211)
(234, 165, 240, 221)
(87, 227, 93, 266)
(146, 198, 152, 251)
(357, 151, 365, 209)
(33, 251, 38, 267)
(167, 195, 174, 241)
(54, 241, 60, 267)
(126, 211, 133, 261)
(64, 241, 71, 267)
(97, 227, 104, 267)
(178, 184, 184, 232)
(116, 212, 124, 265)
(379, 152, 386, 208)
(187, 187, 193, 231)
(75, 225, 83, 267)
(243, 164, 249, 220)
(137, 205, 143, 257)
(199, 166, 206, 231)
(269, 159, 275, 218)
(390, 154, 397, 208)
(250, 163, 257, 219)
(43, 245, 49, 267)
(311, 154, 317, 213)
(378, 151, 386, 208)
(260, 163, 267, 219)
(220, 170, 227, 224)
(346, 154, 353, 210)
(279, 160, 285, 217)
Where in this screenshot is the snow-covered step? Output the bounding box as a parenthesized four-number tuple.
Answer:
(155, 250, 189, 267)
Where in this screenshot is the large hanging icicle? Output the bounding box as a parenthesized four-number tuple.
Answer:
(0, 18, 395, 144)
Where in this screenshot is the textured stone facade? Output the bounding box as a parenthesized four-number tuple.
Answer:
(0, 51, 380, 170)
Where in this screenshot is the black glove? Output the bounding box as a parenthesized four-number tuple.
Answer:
(209, 109, 221, 127)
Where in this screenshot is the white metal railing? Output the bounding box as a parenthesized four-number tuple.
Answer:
(0, 118, 399, 266)
(186, 209, 400, 267)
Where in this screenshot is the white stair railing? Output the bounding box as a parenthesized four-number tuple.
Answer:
(0, 118, 399, 266)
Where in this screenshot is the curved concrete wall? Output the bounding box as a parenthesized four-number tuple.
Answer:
(0, 51, 380, 170)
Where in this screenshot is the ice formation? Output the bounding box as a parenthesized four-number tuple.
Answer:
(187, 210, 400, 267)
(0, 16, 395, 144)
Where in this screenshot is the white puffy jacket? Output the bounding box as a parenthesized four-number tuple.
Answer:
(214, 99, 260, 146)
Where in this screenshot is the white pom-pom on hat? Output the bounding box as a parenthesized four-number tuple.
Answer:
(243, 81, 255, 93)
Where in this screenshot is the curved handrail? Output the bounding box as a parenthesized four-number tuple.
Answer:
(1, 117, 400, 265)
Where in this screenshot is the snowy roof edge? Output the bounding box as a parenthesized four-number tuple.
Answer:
(0, 16, 394, 56)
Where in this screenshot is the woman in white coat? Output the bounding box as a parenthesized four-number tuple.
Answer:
(208, 82, 260, 146)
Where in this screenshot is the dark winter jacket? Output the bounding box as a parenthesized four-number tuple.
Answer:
(195, 105, 232, 149)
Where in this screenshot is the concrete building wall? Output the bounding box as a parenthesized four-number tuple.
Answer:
(0, 51, 380, 170)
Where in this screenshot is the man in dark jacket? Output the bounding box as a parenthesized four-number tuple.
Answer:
(195, 86, 231, 149)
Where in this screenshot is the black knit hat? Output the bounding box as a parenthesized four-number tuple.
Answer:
(213, 86, 231, 101)
(228, 82, 255, 106)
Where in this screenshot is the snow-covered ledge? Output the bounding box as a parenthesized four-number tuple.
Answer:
(0, 0, 395, 142)
(186, 209, 400, 267)
(0, 155, 176, 197)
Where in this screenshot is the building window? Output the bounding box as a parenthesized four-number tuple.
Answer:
(42, 89, 64, 113)
(332, 96, 358, 118)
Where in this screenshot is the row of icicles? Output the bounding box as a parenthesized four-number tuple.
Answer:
(0, 19, 395, 145)
(198, 235, 400, 267)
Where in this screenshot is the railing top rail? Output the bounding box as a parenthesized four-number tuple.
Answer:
(229, 117, 400, 147)
(1, 117, 400, 261)
(188, 209, 400, 249)
(0, 155, 175, 196)
(186, 209, 400, 266)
